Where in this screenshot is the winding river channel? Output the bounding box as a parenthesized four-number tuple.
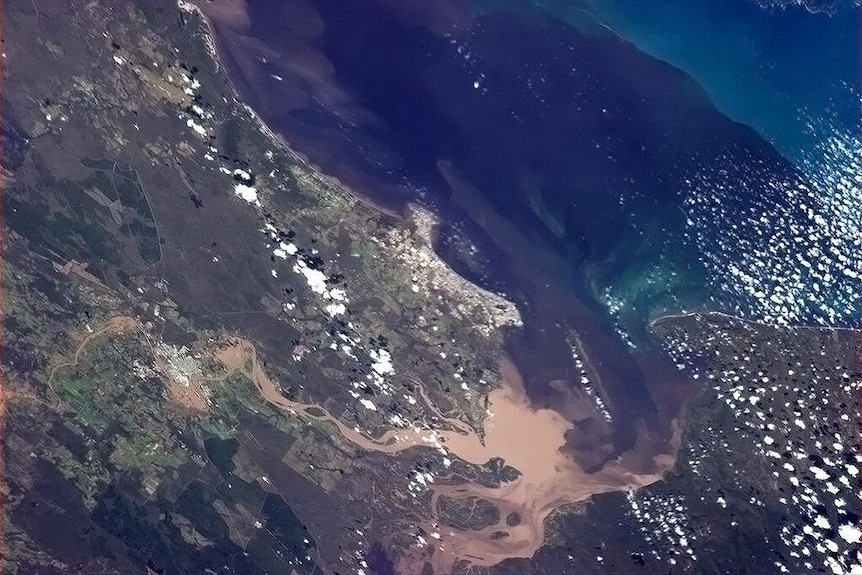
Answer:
(215, 338, 680, 573)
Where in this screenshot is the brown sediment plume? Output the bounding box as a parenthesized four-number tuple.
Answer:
(191, 0, 251, 31)
(397, 359, 681, 575)
(214, 338, 683, 573)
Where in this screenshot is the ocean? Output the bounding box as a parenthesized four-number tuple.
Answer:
(200, 0, 860, 450)
(576, 0, 861, 162)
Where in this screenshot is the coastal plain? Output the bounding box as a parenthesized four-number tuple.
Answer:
(1, 2, 859, 575)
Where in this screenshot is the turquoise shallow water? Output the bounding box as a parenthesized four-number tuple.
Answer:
(516, 0, 860, 161)
(475, 0, 861, 330)
(220, 0, 859, 339)
(209, 0, 859, 455)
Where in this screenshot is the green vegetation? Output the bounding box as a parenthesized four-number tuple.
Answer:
(350, 238, 378, 265)
(55, 374, 108, 433)
(204, 373, 297, 436)
(53, 333, 189, 483)
(110, 434, 186, 470)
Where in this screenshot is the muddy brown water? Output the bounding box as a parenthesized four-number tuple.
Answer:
(215, 338, 680, 573)
(191, 2, 691, 569)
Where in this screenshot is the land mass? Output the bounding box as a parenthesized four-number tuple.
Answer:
(1, 2, 859, 575)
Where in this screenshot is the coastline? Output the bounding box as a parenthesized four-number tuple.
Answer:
(6, 2, 859, 574)
(179, 0, 406, 221)
(216, 337, 681, 575)
(171, 3, 706, 571)
(179, 0, 691, 453)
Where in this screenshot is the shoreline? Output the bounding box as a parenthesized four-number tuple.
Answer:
(164, 4, 857, 573)
(176, 5, 687, 568)
(180, 0, 406, 221)
(215, 338, 681, 575)
(177, 9, 690, 557)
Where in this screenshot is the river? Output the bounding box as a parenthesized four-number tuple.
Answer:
(215, 339, 680, 573)
(189, 1, 738, 570)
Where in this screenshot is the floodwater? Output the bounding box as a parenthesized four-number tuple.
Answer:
(190, 0, 735, 569)
(193, 0, 720, 450)
(215, 339, 680, 572)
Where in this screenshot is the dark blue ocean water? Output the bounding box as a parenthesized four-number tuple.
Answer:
(529, 0, 861, 162)
(209, 0, 860, 450)
(238, 0, 820, 318)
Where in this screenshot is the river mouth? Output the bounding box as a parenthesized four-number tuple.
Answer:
(190, 0, 801, 569)
(214, 338, 683, 574)
(194, 0, 733, 452)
